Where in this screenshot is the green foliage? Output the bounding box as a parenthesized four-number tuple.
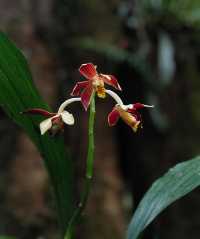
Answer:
(140, 0, 200, 25)
(127, 156, 200, 239)
(0, 32, 73, 234)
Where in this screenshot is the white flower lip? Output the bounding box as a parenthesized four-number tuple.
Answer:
(60, 111, 74, 125)
(39, 97, 80, 135)
(40, 118, 53, 135)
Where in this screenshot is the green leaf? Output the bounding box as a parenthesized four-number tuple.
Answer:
(127, 155, 200, 239)
(0, 32, 73, 235)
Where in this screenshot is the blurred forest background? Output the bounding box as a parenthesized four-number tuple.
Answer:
(1, 0, 200, 239)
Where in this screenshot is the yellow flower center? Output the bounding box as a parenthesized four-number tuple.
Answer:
(116, 105, 141, 132)
(96, 85, 106, 98)
(131, 121, 141, 132)
(92, 77, 106, 98)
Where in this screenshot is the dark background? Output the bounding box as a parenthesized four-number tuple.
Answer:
(0, 0, 200, 238)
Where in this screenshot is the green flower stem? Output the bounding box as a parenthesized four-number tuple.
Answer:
(64, 95, 96, 239)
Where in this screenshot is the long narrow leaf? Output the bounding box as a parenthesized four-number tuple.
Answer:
(127, 156, 200, 239)
(0, 32, 73, 234)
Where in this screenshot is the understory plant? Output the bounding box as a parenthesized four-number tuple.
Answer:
(1, 32, 200, 239)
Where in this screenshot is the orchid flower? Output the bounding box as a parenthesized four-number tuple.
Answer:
(106, 90, 154, 132)
(23, 98, 81, 135)
(71, 63, 122, 110)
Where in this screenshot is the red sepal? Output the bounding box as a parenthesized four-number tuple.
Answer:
(22, 108, 56, 117)
(127, 108, 141, 121)
(133, 103, 144, 110)
(79, 63, 97, 79)
(108, 107, 120, 126)
(81, 82, 94, 111)
(100, 74, 122, 91)
(70, 81, 89, 96)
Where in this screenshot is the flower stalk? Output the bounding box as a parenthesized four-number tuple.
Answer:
(64, 94, 96, 239)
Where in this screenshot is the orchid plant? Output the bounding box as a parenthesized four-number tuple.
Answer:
(23, 62, 153, 238)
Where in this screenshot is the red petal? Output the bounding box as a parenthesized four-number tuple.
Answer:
(133, 103, 144, 110)
(79, 63, 97, 79)
(51, 115, 61, 123)
(100, 74, 122, 91)
(127, 108, 142, 121)
(22, 108, 56, 117)
(70, 81, 89, 96)
(108, 108, 120, 126)
(81, 82, 94, 110)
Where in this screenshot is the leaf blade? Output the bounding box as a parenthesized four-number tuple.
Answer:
(0, 32, 73, 234)
(127, 156, 200, 239)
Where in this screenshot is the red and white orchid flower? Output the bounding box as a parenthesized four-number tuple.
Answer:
(106, 90, 153, 132)
(71, 63, 122, 110)
(23, 98, 81, 135)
